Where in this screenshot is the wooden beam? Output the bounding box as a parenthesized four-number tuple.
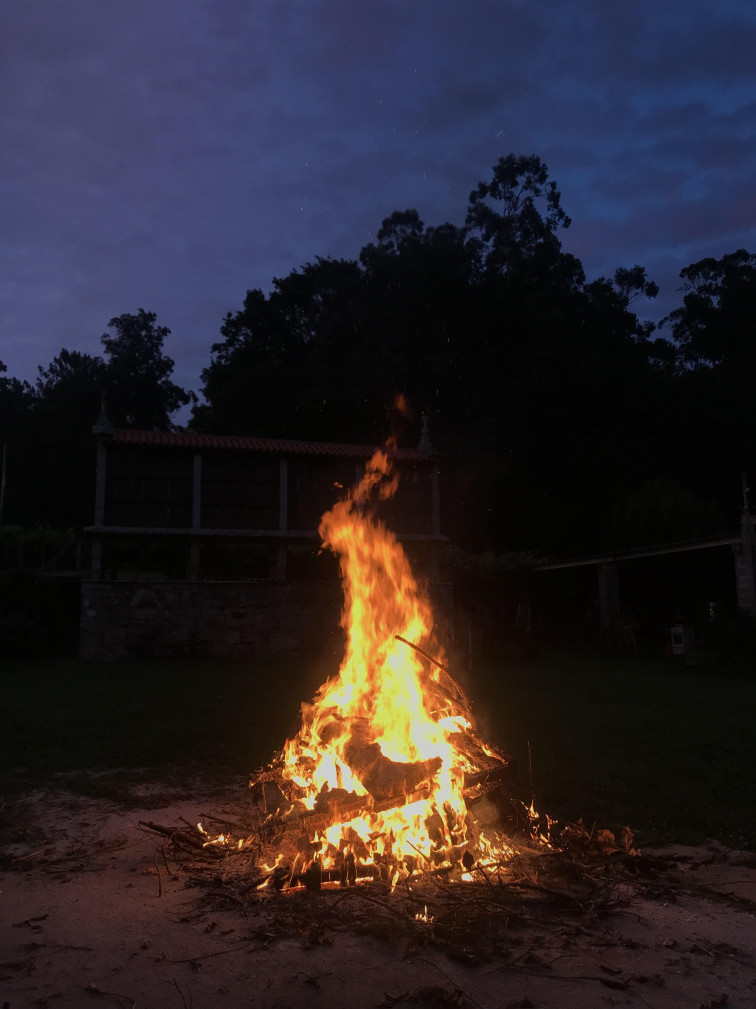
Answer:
(278, 458, 288, 531)
(538, 536, 740, 571)
(192, 452, 202, 529)
(84, 525, 448, 542)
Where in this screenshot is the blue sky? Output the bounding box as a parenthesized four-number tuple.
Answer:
(2, 0, 755, 402)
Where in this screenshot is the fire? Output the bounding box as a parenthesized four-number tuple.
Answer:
(275, 448, 513, 885)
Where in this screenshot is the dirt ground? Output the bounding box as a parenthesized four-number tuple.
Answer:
(1, 775, 755, 1009)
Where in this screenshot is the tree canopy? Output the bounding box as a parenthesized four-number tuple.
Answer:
(192, 155, 688, 552)
(101, 309, 195, 429)
(661, 250, 756, 369)
(1, 155, 754, 558)
(0, 310, 192, 527)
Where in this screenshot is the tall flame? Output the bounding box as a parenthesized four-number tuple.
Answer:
(279, 449, 509, 878)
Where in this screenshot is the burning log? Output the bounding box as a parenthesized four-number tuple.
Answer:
(337, 719, 443, 801)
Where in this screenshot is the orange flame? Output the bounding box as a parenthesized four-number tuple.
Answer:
(280, 449, 511, 878)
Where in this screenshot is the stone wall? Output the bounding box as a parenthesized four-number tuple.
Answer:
(79, 580, 343, 661)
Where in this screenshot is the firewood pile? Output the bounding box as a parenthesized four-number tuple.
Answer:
(138, 777, 646, 962)
(137, 641, 647, 961)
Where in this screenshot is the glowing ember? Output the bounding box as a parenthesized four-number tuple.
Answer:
(272, 447, 515, 886)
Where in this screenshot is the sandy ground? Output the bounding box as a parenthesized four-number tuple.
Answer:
(2, 775, 756, 1009)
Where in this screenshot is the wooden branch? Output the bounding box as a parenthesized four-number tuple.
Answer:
(137, 820, 225, 857)
(394, 634, 449, 673)
(394, 634, 474, 712)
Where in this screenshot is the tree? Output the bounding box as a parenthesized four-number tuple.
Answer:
(102, 309, 194, 429)
(194, 155, 683, 555)
(3, 311, 194, 528)
(0, 363, 35, 525)
(35, 349, 106, 433)
(16, 349, 108, 527)
(606, 478, 726, 549)
(582, 266, 659, 345)
(0, 361, 34, 443)
(194, 260, 367, 439)
(659, 251, 756, 501)
(465, 154, 578, 284)
(661, 250, 756, 369)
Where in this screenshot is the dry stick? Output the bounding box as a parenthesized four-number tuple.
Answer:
(165, 978, 192, 1009)
(239, 872, 273, 894)
(11, 848, 46, 862)
(395, 634, 450, 673)
(199, 812, 245, 832)
(409, 957, 485, 1009)
(166, 942, 253, 964)
(179, 816, 203, 835)
(79, 984, 136, 1008)
(138, 820, 225, 858)
(151, 849, 163, 898)
(394, 634, 474, 711)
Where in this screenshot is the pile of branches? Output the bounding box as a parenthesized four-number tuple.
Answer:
(138, 787, 652, 962)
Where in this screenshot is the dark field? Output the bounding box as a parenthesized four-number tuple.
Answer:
(2, 649, 755, 850)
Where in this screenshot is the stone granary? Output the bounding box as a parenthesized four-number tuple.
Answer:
(79, 426, 444, 661)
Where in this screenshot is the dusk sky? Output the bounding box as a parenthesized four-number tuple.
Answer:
(2, 0, 755, 408)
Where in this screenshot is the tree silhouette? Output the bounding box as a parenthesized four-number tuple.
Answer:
(101, 309, 195, 429)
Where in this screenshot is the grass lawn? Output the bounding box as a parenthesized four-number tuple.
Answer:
(472, 647, 756, 850)
(2, 648, 755, 849)
(0, 655, 329, 789)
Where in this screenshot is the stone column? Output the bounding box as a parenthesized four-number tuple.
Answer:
(734, 507, 756, 615)
(91, 437, 108, 580)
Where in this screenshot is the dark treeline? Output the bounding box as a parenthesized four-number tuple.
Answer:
(0, 309, 194, 529)
(2, 155, 756, 558)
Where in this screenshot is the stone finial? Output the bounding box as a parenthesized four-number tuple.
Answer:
(92, 390, 114, 436)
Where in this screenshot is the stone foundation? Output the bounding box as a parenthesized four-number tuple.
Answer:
(79, 580, 343, 661)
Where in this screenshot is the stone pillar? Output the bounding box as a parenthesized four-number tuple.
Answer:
(734, 507, 756, 615)
(91, 437, 108, 580)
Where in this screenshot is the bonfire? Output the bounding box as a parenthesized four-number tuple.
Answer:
(252, 447, 521, 891)
(141, 446, 638, 925)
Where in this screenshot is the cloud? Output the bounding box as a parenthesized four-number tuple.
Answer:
(0, 0, 753, 394)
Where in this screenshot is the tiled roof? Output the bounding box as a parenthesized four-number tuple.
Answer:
(109, 428, 432, 461)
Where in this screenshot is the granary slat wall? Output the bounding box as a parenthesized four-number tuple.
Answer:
(104, 447, 194, 528)
(80, 426, 446, 661)
(200, 453, 280, 531)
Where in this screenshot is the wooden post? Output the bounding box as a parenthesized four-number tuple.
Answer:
(192, 452, 202, 528)
(279, 458, 288, 531)
(0, 443, 6, 524)
(273, 458, 288, 581)
(188, 452, 202, 580)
